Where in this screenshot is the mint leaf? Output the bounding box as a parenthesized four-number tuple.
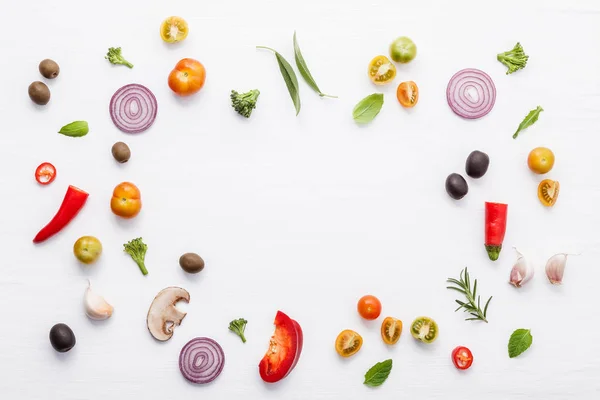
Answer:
(363, 359, 392, 387)
(508, 329, 533, 358)
(353, 93, 384, 124)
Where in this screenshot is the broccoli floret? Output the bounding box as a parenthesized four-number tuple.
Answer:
(228, 318, 248, 343)
(230, 89, 260, 118)
(105, 47, 134, 69)
(497, 42, 529, 75)
(123, 237, 148, 275)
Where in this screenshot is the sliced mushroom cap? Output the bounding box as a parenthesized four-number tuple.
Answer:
(146, 286, 190, 341)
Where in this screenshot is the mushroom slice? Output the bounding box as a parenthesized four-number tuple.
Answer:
(146, 287, 190, 341)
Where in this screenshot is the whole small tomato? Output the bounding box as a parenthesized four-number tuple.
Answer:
(357, 295, 382, 320)
(73, 236, 102, 264)
(527, 147, 555, 174)
(168, 58, 206, 96)
(111, 182, 142, 219)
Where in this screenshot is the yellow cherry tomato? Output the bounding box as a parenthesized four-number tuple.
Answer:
(160, 16, 189, 43)
(335, 329, 363, 357)
(538, 179, 560, 207)
(368, 55, 396, 85)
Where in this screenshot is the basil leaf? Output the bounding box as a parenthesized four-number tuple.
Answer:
(58, 121, 89, 137)
(513, 106, 543, 139)
(363, 359, 392, 387)
(508, 328, 533, 358)
(353, 93, 384, 124)
(257, 46, 301, 116)
(293, 32, 336, 98)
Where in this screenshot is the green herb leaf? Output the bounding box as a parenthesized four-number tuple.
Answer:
(293, 32, 336, 98)
(513, 106, 543, 139)
(446, 268, 492, 323)
(256, 46, 301, 115)
(363, 359, 392, 387)
(58, 121, 89, 137)
(352, 93, 384, 124)
(508, 329, 533, 358)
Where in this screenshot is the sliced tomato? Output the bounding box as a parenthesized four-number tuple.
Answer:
(452, 346, 473, 370)
(35, 162, 56, 185)
(368, 55, 396, 85)
(381, 317, 403, 345)
(335, 329, 363, 357)
(396, 81, 419, 108)
(537, 179, 559, 207)
(259, 311, 303, 383)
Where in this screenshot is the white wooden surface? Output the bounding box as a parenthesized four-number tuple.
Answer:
(1, 0, 599, 398)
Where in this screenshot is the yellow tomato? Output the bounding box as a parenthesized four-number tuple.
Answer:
(335, 330, 363, 357)
(368, 55, 396, 85)
(538, 179, 560, 207)
(160, 16, 189, 43)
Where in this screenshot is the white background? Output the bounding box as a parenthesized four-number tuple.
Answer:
(1, 0, 599, 399)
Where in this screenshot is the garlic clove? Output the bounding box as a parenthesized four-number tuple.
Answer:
(509, 248, 534, 288)
(545, 254, 568, 285)
(84, 280, 114, 320)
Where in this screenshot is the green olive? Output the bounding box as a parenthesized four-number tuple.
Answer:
(410, 316, 438, 343)
(28, 81, 50, 105)
(179, 253, 204, 274)
(39, 59, 60, 79)
(389, 36, 417, 64)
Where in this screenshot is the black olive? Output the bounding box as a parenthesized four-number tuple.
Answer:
(465, 150, 490, 179)
(445, 173, 468, 200)
(49, 323, 76, 353)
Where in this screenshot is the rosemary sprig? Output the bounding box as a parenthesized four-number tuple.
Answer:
(446, 267, 492, 323)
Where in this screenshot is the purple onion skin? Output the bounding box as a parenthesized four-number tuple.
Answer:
(179, 337, 225, 384)
(446, 68, 496, 119)
(109, 84, 158, 134)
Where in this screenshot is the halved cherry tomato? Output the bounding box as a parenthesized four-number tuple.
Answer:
(368, 55, 396, 85)
(357, 295, 382, 320)
(259, 311, 303, 383)
(381, 317, 402, 345)
(35, 162, 56, 185)
(335, 329, 363, 357)
(110, 182, 142, 219)
(396, 81, 419, 108)
(452, 346, 473, 370)
(160, 16, 189, 43)
(538, 179, 560, 207)
(168, 58, 206, 97)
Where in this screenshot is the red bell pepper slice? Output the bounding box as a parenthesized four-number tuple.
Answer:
(484, 202, 508, 261)
(33, 185, 89, 243)
(259, 311, 303, 383)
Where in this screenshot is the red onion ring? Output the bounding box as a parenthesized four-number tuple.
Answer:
(446, 69, 496, 119)
(179, 337, 225, 384)
(109, 84, 157, 133)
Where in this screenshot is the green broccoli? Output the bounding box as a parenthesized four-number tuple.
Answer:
(230, 89, 260, 118)
(497, 42, 529, 75)
(105, 47, 134, 69)
(228, 318, 248, 343)
(123, 237, 148, 275)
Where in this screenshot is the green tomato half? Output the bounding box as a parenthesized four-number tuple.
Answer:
(390, 36, 417, 64)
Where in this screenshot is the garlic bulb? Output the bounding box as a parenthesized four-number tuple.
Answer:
(509, 248, 534, 288)
(545, 253, 575, 285)
(84, 281, 114, 320)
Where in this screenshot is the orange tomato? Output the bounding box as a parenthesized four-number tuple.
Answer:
(537, 179, 559, 207)
(168, 58, 206, 96)
(396, 81, 419, 108)
(335, 329, 363, 357)
(357, 295, 382, 320)
(527, 147, 555, 174)
(381, 317, 402, 345)
(160, 16, 189, 43)
(111, 182, 142, 218)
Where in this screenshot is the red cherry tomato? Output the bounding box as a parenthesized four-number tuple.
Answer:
(35, 162, 57, 185)
(452, 346, 473, 370)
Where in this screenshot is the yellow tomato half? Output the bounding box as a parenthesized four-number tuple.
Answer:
(368, 55, 396, 85)
(160, 16, 189, 43)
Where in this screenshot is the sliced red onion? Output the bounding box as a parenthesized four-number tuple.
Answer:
(109, 84, 157, 133)
(179, 337, 225, 384)
(446, 69, 496, 119)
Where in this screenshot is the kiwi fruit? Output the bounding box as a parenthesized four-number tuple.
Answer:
(111, 142, 131, 163)
(179, 253, 205, 274)
(28, 81, 51, 105)
(39, 59, 60, 79)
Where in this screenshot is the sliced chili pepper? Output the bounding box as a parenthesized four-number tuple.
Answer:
(35, 162, 57, 185)
(33, 185, 89, 243)
(484, 202, 508, 261)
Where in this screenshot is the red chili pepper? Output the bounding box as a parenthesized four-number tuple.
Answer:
(484, 202, 508, 261)
(33, 185, 89, 243)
